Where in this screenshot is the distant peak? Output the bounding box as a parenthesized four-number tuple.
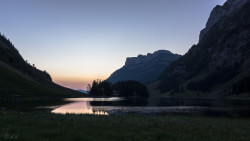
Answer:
(154, 50, 172, 54)
(125, 50, 180, 66)
(107, 50, 181, 84)
(137, 50, 173, 57)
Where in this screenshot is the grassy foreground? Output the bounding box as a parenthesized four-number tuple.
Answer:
(1, 112, 250, 141)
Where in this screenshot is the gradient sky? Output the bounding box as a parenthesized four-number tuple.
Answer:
(0, 0, 227, 90)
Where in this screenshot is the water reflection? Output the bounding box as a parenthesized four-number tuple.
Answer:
(52, 97, 124, 115)
(66, 97, 124, 102)
(52, 101, 108, 115)
(50, 97, 250, 117)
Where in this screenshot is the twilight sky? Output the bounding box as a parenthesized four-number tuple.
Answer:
(0, 0, 227, 90)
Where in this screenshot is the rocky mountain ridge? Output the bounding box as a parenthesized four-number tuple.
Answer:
(107, 50, 181, 84)
(157, 0, 250, 96)
(125, 50, 177, 66)
(200, 0, 248, 41)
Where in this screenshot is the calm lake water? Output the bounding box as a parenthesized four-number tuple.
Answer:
(49, 97, 250, 117)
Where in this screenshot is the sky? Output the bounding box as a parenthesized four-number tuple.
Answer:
(0, 0, 227, 90)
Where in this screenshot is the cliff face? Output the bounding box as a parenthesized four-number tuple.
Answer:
(158, 0, 250, 96)
(200, 0, 248, 41)
(107, 50, 181, 84)
(125, 50, 175, 66)
(201, 0, 250, 73)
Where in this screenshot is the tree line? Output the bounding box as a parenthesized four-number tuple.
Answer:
(88, 80, 149, 97)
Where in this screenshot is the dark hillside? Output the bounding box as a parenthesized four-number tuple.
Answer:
(0, 34, 51, 84)
(0, 34, 82, 99)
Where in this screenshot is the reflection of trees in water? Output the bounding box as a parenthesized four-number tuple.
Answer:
(125, 98, 148, 106)
(86, 101, 91, 110)
(88, 98, 249, 107)
(90, 99, 148, 107)
(85, 101, 109, 115)
(87, 98, 250, 117)
(92, 109, 108, 115)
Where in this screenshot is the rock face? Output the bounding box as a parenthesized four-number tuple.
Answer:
(107, 50, 181, 84)
(200, 0, 248, 41)
(158, 0, 250, 96)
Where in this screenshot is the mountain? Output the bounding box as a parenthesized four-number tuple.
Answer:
(76, 89, 89, 94)
(157, 0, 250, 97)
(0, 33, 82, 99)
(107, 50, 181, 84)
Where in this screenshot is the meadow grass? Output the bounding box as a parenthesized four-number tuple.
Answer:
(1, 111, 250, 141)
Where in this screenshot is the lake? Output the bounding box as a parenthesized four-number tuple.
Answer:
(49, 97, 250, 117)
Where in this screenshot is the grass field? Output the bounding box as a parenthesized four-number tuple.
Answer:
(1, 111, 250, 141)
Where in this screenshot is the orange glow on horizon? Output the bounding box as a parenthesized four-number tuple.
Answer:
(52, 75, 109, 90)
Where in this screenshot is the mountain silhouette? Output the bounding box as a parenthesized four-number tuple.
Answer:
(157, 0, 250, 97)
(107, 50, 181, 84)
